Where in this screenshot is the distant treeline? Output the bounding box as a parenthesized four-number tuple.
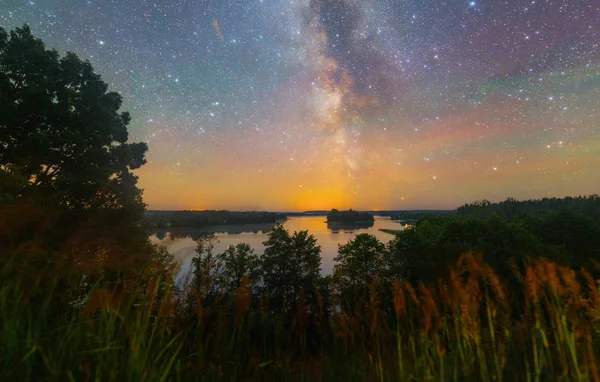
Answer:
(390, 194, 600, 284)
(326, 209, 374, 223)
(143, 210, 286, 228)
(457, 195, 600, 221)
(284, 210, 329, 216)
(386, 210, 455, 222)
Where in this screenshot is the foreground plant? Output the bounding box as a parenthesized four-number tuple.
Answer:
(3, 250, 600, 381)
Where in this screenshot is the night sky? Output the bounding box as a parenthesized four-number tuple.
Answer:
(2, 0, 599, 211)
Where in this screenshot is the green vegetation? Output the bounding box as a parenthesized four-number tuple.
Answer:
(0, 24, 153, 279)
(457, 195, 600, 221)
(143, 210, 286, 229)
(3, 25, 600, 381)
(5, 231, 600, 380)
(379, 228, 403, 235)
(391, 197, 600, 284)
(386, 210, 455, 222)
(326, 208, 374, 223)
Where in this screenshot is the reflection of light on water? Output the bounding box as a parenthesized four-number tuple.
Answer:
(150, 216, 405, 282)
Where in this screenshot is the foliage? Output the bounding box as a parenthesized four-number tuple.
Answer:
(326, 208, 374, 223)
(5, 247, 600, 381)
(258, 224, 322, 311)
(0, 25, 147, 214)
(189, 235, 260, 302)
(189, 233, 221, 304)
(387, 205, 600, 284)
(457, 195, 600, 222)
(216, 243, 260, 295)
(0, 25, 150, 281)
(387, 209, 455, 222)
(334, 233, 386, 300)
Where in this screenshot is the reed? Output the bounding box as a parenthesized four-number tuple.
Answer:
(2, 251, 600, 381)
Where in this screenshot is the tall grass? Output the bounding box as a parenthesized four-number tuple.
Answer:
(2, 252, 600, 381)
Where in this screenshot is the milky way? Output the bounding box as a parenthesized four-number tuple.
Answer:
(2, 0, 599, 211)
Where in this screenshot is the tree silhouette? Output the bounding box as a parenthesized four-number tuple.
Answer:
(334, 233, 386, 301)
(215, 243, 260, 296)
(188, 233, 222, 312)
(259, 224, 322, 311)
(0, 25, 150, 280)
(0, 25, 147, 214)
(326, 208, 374, 223)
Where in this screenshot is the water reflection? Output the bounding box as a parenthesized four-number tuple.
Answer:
(149, 216, 405, 281)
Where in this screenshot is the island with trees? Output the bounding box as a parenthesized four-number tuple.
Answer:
(326, 208, 375, 223)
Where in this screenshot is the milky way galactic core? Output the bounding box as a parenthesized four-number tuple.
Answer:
(3, 0, 599, 210)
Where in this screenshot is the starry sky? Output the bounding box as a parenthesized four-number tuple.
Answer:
(2, 0, 599, 211)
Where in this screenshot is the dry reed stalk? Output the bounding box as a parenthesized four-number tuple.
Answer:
(366, 278, 382, 336)
(418, 284, 438, 335)
(403, 282, 419, 306)
(234, 275, 251, 328)
(392, 281, 406, 318)
(524, 266, 540, 317)
(585, 330, 600, 382)
(581, 269, 600, 308)
(542, 261, 564, 296)
(460, 274, 482, 343)
(82, 287, 126, 317)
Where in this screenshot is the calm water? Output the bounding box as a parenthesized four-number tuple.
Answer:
(149, 216, 405, 281)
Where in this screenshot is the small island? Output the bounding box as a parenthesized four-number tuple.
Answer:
(326, 209, 375, 223)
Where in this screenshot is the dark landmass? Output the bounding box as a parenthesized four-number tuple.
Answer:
(376, 210, 454, 216)
(149, 222, 278, 241)
(284, 210, 330, 216)
(385, 210, 455, 223)
(326, 209, 374, 223)
(327, 220, 375, 232)
(143, 210, 286, 229)
(284, 209, 454, 218)
(144, 208, 447, 231)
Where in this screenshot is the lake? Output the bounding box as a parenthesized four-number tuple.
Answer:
(149, 216, 406, 282)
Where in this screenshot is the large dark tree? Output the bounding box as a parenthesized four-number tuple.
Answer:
(0, 25, 150, 277)
(0, 25, 147, 213)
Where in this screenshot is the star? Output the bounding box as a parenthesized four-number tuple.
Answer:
(1, 0, 596, 210)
